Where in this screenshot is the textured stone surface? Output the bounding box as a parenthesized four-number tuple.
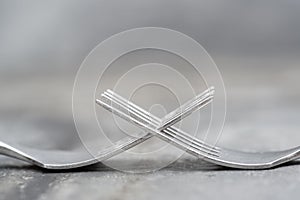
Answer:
(0, 156, 300, 200)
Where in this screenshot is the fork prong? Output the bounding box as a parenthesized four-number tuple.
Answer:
(159, 87, 214, 130)
(101, 90, 219, 155)
(102, 93, 157, 128)
(158, 94, 214, 131)
(106, 87, 214, 130)
(106, 87, 214, 125)
(105, 89, 219, 152)
(103, 90, 218, 153)
(96, 97, 219, 157)
(104, 88, 213, 130)
(162, 129, 219, 157)
(104, 92, 159, 126)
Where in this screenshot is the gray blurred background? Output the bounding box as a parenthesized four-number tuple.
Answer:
(0, 0, 300, 199)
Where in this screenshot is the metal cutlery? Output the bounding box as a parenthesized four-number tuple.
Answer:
(99, 90, 300, 169)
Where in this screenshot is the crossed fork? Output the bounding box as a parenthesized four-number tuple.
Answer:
(0, 87, 298, 169)
(96, 87, 218, 157)
(97, 87, 300, 169)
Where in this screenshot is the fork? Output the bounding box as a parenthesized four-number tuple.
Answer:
(0, 88, 213, 169)
(100, 88, 218, 154)
(99, 90, 300, 169)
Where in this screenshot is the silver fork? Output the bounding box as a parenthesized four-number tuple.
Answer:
(99, 90, 300, 169)
(0, 88, 214, 169)
(101, 89, 218, 155)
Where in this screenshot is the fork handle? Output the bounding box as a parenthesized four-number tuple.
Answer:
(0, 141, 39, 165)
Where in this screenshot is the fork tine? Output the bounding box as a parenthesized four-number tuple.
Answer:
(106, 87, 214, 127)
(105, 91, 159, 126)
(165, 127, 219, 152)
(162, 129, 219, 157)
(105, 89, 219, 152)
(100, 91, 219, 155)
(158, 87, 215, 130)
(96, 97, 219, 157)
(104, 89, 213, 130)
(102, 92, 219, 155)
(104, 90, 219, 152)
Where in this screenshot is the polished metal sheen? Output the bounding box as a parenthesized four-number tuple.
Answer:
(98, 89, 300, 170)
(0, 87, 299, 170)
(0, 88, 214, 169)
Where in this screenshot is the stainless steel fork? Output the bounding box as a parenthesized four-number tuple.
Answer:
(99, 90, 300, 169)
(0, 88, 213, 169)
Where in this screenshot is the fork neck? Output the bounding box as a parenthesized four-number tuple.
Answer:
(0, 141, 41, 166)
